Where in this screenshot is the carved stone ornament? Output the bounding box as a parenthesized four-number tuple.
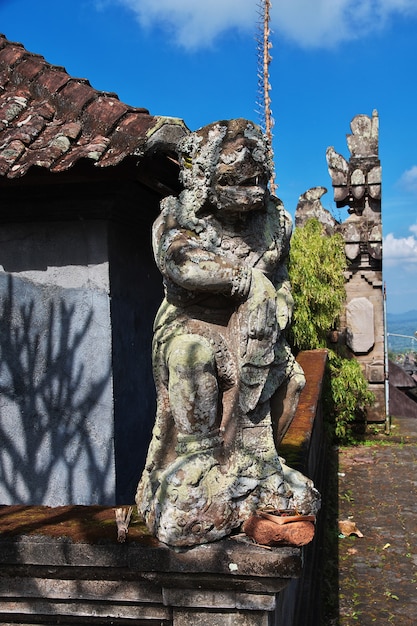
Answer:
(346, 297, 375, 354)
(326, 110, 381, 215)
(136, 119, 320, 547)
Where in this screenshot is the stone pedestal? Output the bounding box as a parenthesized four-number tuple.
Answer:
(0, 505, 301, 626)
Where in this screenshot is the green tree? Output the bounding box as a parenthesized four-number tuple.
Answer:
(288, 218, 374, 443)
(288, 218, 346, 350)
(325, 352, 374, 443)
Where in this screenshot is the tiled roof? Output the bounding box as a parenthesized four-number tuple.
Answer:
(389, 360, 417, 389)
(0, 34, 186, 179)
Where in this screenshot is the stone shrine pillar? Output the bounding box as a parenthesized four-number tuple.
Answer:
(326, 110, 385, 421)
(295, 111, 386, 421)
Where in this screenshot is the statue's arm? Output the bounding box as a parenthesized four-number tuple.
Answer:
(162, 233, 252, 299)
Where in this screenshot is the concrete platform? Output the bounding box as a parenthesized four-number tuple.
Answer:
(336, 416, 417, 625)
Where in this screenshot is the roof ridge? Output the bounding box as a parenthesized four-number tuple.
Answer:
(0, 33, 187, 179)
(0, 33, 149, 114)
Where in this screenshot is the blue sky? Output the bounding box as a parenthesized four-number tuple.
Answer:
(1, 0, 417, 314)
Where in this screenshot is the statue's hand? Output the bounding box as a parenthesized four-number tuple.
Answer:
(237, 269, 278, 364)
(247, 292, 277, 341)
(246, 268, 278, 334)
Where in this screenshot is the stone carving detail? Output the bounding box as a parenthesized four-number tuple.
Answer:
(326, 110, 381, 215)
(346, 297, 375, 354)
(295, 187, 335, 235)
(136, 119, 320, 546)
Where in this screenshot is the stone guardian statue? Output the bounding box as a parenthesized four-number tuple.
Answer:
(136, 119, 320, 546)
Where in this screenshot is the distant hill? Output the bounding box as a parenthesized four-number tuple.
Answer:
(387, 310, 417, 324)
(387, 310, 417, 353)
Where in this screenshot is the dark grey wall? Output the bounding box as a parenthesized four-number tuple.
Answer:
(0, 220, 115, 505)
(109, 219, 163, 504)
(0, 210, 164, 506)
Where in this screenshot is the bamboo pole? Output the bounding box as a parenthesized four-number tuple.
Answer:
(260, 0, 277, 194)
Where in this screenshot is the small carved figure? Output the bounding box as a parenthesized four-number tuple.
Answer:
(136, 119, 319, 546)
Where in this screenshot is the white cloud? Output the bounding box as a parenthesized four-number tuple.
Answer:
(109, 0, 417, 50)
(116, 0, 256, 49)
(384, 227, 417, 267)
(277, 0, 417, 47)
(398, 165, 417, 195)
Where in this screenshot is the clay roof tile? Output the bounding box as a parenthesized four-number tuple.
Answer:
(0, 41, 26, 68)
(54, 79, 96, 119)
(31, 66, 72, 100)
(82, 96, 129, 136)
(0, 34, 188, 181)
(9, 55, 44, 84)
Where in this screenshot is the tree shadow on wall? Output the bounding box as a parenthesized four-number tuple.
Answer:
(0, 275, 113, 505)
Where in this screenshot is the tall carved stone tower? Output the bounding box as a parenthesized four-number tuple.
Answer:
(326, 111, 385, 421)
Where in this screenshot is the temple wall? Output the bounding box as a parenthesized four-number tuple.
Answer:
(0, 215, 162, 506)
(0, 220, 115, 504)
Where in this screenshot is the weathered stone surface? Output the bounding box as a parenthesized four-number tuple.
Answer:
(163, 588, 275, 611)
(321, 111, 385, 420)
(136, 119, 320, 546)
(295, 186, 336, 235)
(173, 608, 270, 626)
(326, 111, 381, 212)
(0, 504, 303, 624)
(326, 146, 349, 188)
(346, 297, 375, 354)
(366, 362, 385, 383)
(347, 111, 378, 157)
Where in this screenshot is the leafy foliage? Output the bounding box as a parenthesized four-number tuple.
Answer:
(288, 218, 346, 350)
(324, 352, 375, 443)
(288, 218, 374, 443)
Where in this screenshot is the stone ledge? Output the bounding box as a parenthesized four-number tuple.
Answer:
(0, 506, 301, 622)
(0, 505, 300, 580)
(0, 533, 301, 579)
(279, 349, 327, 476)
(162, 588, 276, 611)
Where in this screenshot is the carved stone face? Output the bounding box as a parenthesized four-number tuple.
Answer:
(178, 119, 271, 217)
(209, 135, 269, 215)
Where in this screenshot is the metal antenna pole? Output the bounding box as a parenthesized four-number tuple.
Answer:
(256, 0, 277, 194)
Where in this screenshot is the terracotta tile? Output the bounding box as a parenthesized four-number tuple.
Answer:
(0, 43, 26, 68)
(110, 113, 155, 149)
(35, 66, 71, 97)
(9, 150, 55, 176)
(83, 96, 129, 135)
(0, 34, 171, 179)
(0, 116, 43, 145)
(54, 79, 95, 118)
(0, 95, 29, 123)
(10, 56, 45, 84)
(30, 121, 67, 149)
(59, 121, 83, 140)
(0, 138, 25, 166)
(52, 137, 110, 171)
(32, 101, 55, 121)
